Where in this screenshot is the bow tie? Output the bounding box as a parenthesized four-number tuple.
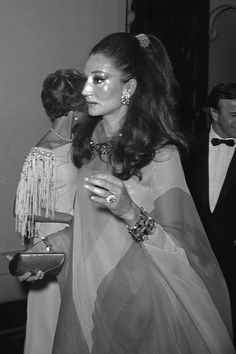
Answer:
(211, 138, 235, 147)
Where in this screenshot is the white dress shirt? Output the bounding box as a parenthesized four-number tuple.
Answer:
(208, 127, 236, 212)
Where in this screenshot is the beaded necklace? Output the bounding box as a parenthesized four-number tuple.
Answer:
(50, 127, 72, 143)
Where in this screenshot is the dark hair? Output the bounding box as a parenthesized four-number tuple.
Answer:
(208, 82, 236, 110)
(41, 68, 86, 120)
(73, 32, 186, 180)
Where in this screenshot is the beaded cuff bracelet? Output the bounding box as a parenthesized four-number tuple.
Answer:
(126, 207, 156, 243)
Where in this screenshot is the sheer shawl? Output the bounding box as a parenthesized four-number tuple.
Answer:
(53, 146, 234, 354)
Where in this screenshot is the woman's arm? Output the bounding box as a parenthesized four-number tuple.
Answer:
(33, 208, 73, 224)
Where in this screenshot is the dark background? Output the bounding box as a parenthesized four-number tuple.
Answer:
(130, 0, 210, 132)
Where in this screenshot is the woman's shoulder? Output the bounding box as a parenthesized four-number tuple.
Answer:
(36, 129, 71, 150)
(25, 144, 72, 164)
(153, 144, 179, 163)
(26, 146, 55, 159)
(140, 145, 179, 177)
(141, 145, 187, 191)
(20, 147, 56, 178)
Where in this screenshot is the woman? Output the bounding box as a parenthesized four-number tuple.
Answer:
(15, 68, 86, 354)
(21, 33, 235, 353)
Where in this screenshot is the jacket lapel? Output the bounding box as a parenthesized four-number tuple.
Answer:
(216, 148, 236, 205)
(195, 132, 210, 209)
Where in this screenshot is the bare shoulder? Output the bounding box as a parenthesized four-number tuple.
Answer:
(36, 130, 65, 150)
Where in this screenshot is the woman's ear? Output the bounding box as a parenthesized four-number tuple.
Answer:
(125, 78, 137, 97)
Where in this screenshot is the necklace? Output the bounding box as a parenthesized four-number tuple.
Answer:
(89, 133, 122, 155)
(90, 140, 114, 155)
(50, 127, 72, 143)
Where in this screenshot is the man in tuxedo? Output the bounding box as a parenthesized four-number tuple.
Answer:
(184, 82, 236, 345)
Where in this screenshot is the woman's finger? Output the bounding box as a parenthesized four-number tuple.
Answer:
(18, 272, 33, 282)
(89, 174, 122, 187)
(84, 176, 111, 191)
(84, 183, 109, 198)
(26, 270, 44, 282)
(84, 176, 122, 200)
(17, 270, 44, 282)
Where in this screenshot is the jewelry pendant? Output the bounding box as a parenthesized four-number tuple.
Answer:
(90, 140, 113, 155)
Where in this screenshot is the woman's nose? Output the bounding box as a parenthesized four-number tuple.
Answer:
(82, 81, 92, 97)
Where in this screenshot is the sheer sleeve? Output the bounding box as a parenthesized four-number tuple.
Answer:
(15, 147, 56, 242)
(141, 147, 233, 337)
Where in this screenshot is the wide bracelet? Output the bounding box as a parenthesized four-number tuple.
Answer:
(41, 236, 54, 251)
(126, 207, 156, 243)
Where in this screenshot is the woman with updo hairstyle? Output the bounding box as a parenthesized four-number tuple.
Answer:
(18, 34, 234, 353)
(72, 33, 185, 180)
(41, 68, 86, 121)
(14, 68, 86, 354)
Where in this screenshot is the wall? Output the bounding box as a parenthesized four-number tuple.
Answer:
(209, 0, 236, 90)
(0, 0, 126, 302)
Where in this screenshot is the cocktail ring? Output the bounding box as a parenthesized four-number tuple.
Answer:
(106, 194, 117, 204)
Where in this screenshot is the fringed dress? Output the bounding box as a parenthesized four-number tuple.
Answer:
(15, 143, 78, 354)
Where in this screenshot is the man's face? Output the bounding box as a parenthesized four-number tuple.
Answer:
(212, 99, 236, 138)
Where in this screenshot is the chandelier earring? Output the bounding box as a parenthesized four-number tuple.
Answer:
(121, 90, 130, 105)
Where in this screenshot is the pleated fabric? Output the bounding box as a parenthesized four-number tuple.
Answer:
(53, 145, 235, 353)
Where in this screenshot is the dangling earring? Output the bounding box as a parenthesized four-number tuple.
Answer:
(121, 90, 130, 105)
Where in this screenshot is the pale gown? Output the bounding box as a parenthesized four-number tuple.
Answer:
(15, 143, 78, 354)
(50, 124, 235, 353)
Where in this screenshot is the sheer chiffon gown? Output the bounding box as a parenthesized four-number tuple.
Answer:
(15, 143, 78, 354)
(51, 129, 235, 353)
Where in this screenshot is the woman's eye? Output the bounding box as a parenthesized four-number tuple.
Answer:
(93, 77, 105, 84)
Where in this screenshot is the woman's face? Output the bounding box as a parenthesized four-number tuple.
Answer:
(82, 54, 127, 120)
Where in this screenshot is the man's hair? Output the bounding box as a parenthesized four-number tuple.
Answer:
(208, 82, 236, 110)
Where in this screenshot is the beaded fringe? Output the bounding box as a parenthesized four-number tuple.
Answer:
(15, 147, 56, 243)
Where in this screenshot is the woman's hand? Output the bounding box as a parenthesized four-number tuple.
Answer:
(12, 226, 72, 283)
(15, 240, 47, 282)
(84, 174, 140, 226)
(6, 254, 44, 282)
(17, 270, 44, 282)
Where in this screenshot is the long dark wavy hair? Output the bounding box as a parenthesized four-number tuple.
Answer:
(72, 32, 186, 180)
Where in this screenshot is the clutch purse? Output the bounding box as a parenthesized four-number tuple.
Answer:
(8, 252, 66, 277)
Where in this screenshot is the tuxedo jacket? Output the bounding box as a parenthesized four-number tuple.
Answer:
(184, 130, 236, 286)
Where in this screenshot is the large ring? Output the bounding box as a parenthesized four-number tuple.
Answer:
(106, 194, 117, 204)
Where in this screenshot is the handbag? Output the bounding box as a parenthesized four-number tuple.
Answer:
(8, 252, 66, 277)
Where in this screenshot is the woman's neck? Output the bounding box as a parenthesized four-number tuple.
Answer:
(52, 114, 72, 137)
(102, 113, 126, 137)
